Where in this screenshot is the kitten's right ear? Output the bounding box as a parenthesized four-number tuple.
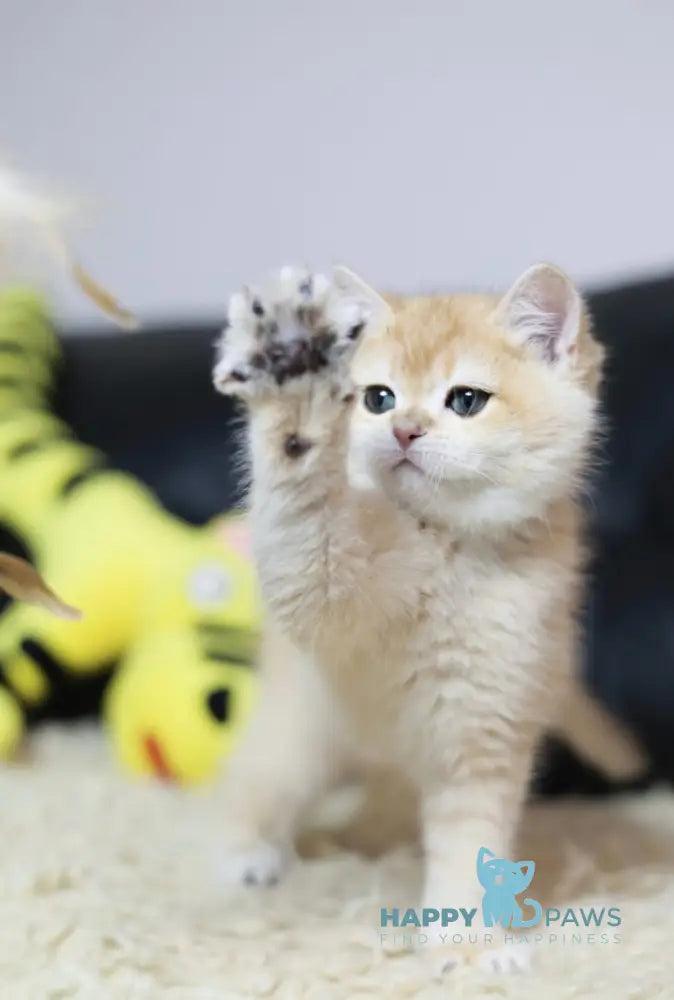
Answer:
(332, 265, 394, 334)
(477, 846, 495, 870)
(494, 263, 582, 364)
(518, 861, 535, 882)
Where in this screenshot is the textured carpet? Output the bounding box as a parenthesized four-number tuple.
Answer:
(1, 725, 673, 999)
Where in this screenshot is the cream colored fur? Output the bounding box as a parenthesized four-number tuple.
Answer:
(213, 265, 644, 972)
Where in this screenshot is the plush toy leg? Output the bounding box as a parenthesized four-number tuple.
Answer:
(0, 685, 25, 757)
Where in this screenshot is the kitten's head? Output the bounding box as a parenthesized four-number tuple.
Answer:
(476, 847, 536, 894)
(344, 264, 603, 533)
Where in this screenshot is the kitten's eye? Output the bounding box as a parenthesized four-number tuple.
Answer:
(363, 385, 396, 414)
(445, 386, 491, 417)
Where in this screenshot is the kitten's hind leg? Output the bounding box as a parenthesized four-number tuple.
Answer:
(219, 621, 347, 886)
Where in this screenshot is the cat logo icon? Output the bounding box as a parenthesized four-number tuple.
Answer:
(477, 847, 543, 929)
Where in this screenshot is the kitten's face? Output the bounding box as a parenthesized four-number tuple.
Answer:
(477, 854, 536, 894)
(349, 272, 602, 532)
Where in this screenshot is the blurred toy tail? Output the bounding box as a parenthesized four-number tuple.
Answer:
(0, 163, 138, 330)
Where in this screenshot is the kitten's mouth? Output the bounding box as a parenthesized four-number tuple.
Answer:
(392, 456, 424, 474)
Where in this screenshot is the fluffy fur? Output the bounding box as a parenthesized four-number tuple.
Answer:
(213, 264, 643, 972)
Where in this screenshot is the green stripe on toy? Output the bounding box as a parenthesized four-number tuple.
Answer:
(0, 289, 60, 411)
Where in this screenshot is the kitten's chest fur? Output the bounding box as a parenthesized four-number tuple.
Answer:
(320, 512, 580, 770)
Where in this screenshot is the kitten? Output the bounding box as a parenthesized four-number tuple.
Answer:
(213, 264, 642, 972)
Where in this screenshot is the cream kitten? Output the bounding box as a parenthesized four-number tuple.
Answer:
(213, 264, 642, 973)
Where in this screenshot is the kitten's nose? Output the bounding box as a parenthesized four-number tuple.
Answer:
(393, 425, 426, 450)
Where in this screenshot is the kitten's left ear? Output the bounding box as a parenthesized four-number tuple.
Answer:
(333, 265, 394, 334)
(494, 263, 582, 364)
(477, 846, 495, 870)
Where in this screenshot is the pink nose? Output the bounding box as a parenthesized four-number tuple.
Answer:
(393, 426, 426, 450)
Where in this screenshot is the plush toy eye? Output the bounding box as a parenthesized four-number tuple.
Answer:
(445, 386, 491, 417)
(364, 385, 396, 414)
(206, 688, 230, 723)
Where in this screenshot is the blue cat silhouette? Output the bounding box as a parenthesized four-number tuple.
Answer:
(477, 847, 542, 929)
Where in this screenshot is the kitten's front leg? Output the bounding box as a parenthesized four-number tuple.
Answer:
(214, 269, 387, 883)
(214, 266, 403, 649)
(419, 749, 536, 975)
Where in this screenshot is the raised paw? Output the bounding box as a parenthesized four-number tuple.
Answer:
(213, 265, 390, 400)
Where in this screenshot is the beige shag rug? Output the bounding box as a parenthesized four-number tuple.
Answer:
(2, 724, 673, 999)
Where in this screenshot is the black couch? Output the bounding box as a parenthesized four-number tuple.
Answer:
(56, 273, 674, 795)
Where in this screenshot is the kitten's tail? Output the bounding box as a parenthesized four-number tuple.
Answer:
(519, 899, 543, 928)
(0, 162, 137, 329)
(553, 681, 648, 781)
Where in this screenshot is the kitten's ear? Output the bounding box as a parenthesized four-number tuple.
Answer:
(477, 846, 495, 870)
(494, 263, 582, 364)
(332, 265, 394, 333)
(518, 861, 535, 882)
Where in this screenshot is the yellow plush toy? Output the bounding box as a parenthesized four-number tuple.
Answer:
(0, 288, 259, 782)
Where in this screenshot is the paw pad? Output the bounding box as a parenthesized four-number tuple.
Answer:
(213, 267, 374, 397)
(283, 433, 312, 458)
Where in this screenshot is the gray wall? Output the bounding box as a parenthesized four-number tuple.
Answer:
(2, 0, 674, 327)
